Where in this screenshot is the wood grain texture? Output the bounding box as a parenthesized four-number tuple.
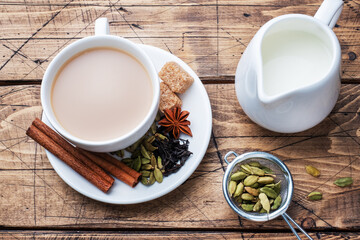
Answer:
(0, 0, 359, 81)
(0, 230, 359, 240)
(0, 84, 359, 230)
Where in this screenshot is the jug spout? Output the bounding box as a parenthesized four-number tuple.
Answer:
(314, 0, 343, 28)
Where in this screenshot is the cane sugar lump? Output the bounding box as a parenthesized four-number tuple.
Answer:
(158, 62, 194, 94)
(159, 82, 182, 112)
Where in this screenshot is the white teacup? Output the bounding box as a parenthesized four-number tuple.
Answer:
(41, 18, 160, 152)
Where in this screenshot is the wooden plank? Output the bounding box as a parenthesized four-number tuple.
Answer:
(0, 84, 359, 230)
(0, 0, 359, 81)
(0, 230, 359, 240)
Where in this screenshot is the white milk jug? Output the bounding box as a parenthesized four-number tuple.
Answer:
(235, 0, 344, 133)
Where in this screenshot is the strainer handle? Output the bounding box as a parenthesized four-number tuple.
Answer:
(224, 151, 238, 164)
(282, 213, 314, 240)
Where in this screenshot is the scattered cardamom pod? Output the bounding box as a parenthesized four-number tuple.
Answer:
(260, 166, 274, 174)
(253, 200, 262, 212)
(249, 182, 260, 189)
(231, 171, 248, 181)
(250, 166, 265, 176)
(149, 171, 156, 185)
(334, 177, 353, 187)
(257, 176, 274, 184)
(244, 187, 259, 196)
(155, 133, 167, 140)
(271, 195, 282, 210)
(133, 156, 142, 172)
(244, 175, 259, 186)
(157, 156, 163, 169)
(259, 193, 270, 213)
(273, 181, 281, 194)
(141, 176, 150, 185)
(150, 154, 156, 167)
(249, 161, 261, 168)
(143, 140, 158, 152)
(229, 181, 237, 196)
(234, 182, 244, 197)
(305, 165, 320, 177)
(240, 164, 253, 174)
(308, 191, 322, 201)
(141, 164, 153, 170)
(141, 158, 150, 164)
(140, 144, 151, 159)
(154, 167, 163, 183)
(241, 193, 254, 201)
(241, 204, 255, 212)
(140, 170, 151, 177)
(260, 187, 278, 199)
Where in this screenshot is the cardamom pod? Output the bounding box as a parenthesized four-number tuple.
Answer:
(228, 181, 237, 196)
(150, 154, 156, 167)
(141, 164, 153, 170)
(140, 170, 151, 177)
(308, 191, 322, 201)
(269, 199, 274, 205)
(155, 133, 167, 140)
(231, 171, 248, 181)
(154, 167, 163, 183)
(233, 182, 244, 197)
(121, 158, 133, 164)
(258, 176, 274, 184)
(150, 122, 157, 135)
(241, 193, 254, 201)
(141, 176, 149, 185)
(305, 165, 320, 177)
(234, 196, 242, 204)
(271, 195, 282, 210)
(141, 158, 150, 164)
(250, 166, 265, 176)
(260, 166, 274, 174)
(140, 144, 151, 159)
(157, 156, 163, 169)
(244, 187, 259, 196)
(241, 204, 254, 211)
(260, 187, 278, 199)
(146, 135, 156, 144)
(244, 175, 259, 186)
(265, 183, 275, 188)
(249, 182, 260, 189)
(253, 200, 262, 212)
(112, 149, 124, 158)
(248, 161, 261, 168)
(334, 177, 353, 187)
(259, 208, 267, 213)
(149, 172, 156, 185)
(240, 164, 253, 174)
(259, 193, 270, 213)
(133, 156, 142, 172)
(131, 148, 141, 158)
(273, 181, 281, 194)
(143, 140, 158, 152)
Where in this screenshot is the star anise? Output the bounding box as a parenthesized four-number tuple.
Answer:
(158, 107, 193, 139)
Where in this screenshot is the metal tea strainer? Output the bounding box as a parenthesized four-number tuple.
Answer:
(222, 151, 313, 240)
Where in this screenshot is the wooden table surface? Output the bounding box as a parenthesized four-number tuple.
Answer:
(1, 0, 359, 239)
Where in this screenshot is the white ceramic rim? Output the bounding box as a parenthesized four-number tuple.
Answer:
(41, 35, 160, 147)
(42, 44, 213, 204)
(257, 14, 341, 104)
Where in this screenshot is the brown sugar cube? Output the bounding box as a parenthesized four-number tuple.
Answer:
(159, 82, 182, 112)
(158, 62, 194, 94)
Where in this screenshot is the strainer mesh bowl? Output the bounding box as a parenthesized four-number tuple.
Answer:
(222, 152, 293, 222)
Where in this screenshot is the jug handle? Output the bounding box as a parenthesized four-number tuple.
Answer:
(314, 0, 343, 29)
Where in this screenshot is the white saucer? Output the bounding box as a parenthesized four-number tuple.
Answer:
(42, 44, 212, 204)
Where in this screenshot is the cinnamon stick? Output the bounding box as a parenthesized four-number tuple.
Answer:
(26, 125, 112, 193)
(32, 118, 114, 186)
(95, 152, 142, 182)
(79, 149, 138, 187)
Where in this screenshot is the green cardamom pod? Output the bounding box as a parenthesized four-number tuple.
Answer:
(248, 161, 261, 168)
(143, 140, 158, 152)
(234, 196, 242, 204)
(260, 187, 278, 199)
(141, 158, 150, 164)
(157, 156, 163, 169)
(253, 200, 262, 212)
(141, 144, 151, 159)
(228, 181, 237, 196)
(259, 208, 267, 213)
(308, 192, 322, 201)
(231, 171, 248, 181)
(305, 165, 320, 177)
(265, 183, 275, 188)
(141, 164, 153, 170)
(244, 187, 259, 196)
(233, 182, 244, 197)
(244, 175, 259, 186)
(249, 182, 260, 188)
(258, 176, 274, 184)
(140, 170, 151, 177)
(259, 193, 270, 213)
(334, 177, 353, 187)
(241, 204, 254, 212)
(154, 167, 163, 183)
(141, 176, 150, 185)
(149, 172, 156, 185)
(121, 158, 133, 164)
(150, 122, 157, 135)
(240, 164, 253, 174)
(273, 181, 281, 194)
(269, 199, 274, 205)
(155, 133, 168, 140)
(146, 135, 156, 144)
(131, 148, 141, 158)
(133, 156, 142, 172)
(271, 195, 282, 210)
(250, 166, 265, 176)
(241, 193, 254, 201)
(150, 154, 156, 167)
(260, 166, 274, 174)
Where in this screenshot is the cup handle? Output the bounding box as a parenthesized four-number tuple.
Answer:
(314, 0, 343, 29)
(95, 18, 110, 36)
